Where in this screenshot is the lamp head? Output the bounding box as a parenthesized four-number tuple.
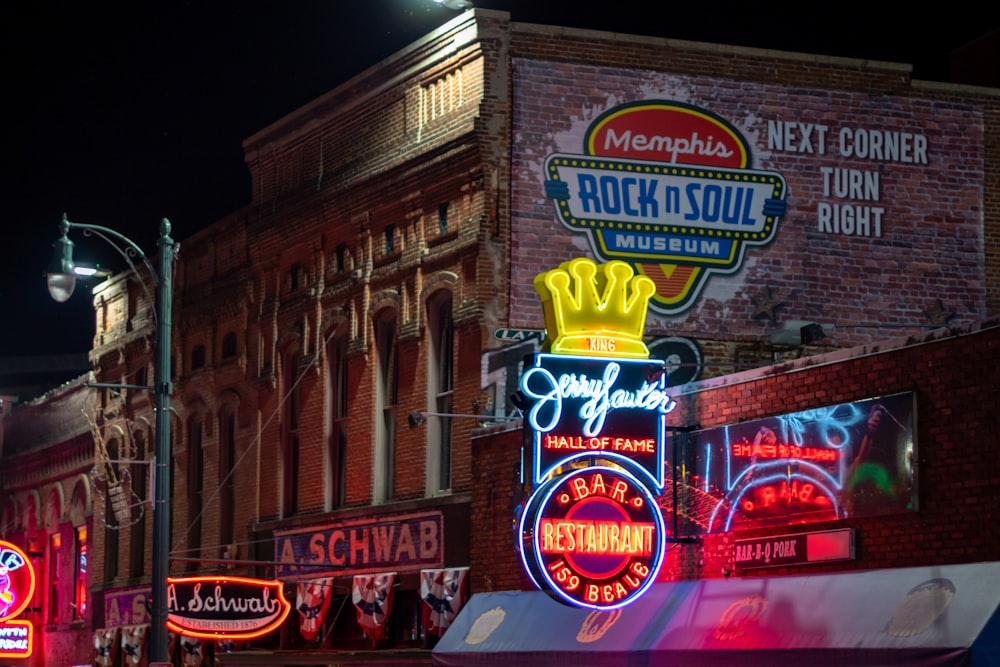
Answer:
(408, 412, 427, 429)
(46, 218, 76, 302)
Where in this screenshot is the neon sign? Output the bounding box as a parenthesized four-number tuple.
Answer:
(0, 542, 35, 622)
(0, 619, 33, 659)
(519, 258, 672, 610)
(525, 353, 673, 490)
(520, 467, 664, 609)
(665, 393, 916, 535)
(166, 576, 291, 640)
(0, 540, 36, 659)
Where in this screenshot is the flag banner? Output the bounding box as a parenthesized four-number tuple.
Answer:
(352, 572, 397, 645)
(216, 637, 243, 654)
(94, 627, 120, 667)
(297, 577, 335, 641)
(121, 624, 149, 665)
(420, 567, 470, 638)
(179, 635, 205, 667)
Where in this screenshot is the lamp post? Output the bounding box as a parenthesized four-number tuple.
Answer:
(47, 213, 176, 665)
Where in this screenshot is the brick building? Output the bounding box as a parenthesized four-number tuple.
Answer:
(4, 6, 998, 666)
(0, 375, 95, 667)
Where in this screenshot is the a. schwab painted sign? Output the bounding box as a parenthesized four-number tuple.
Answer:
(510, 60, 983, 337)
(273, 511, 443, 579)
(518, 258, 675, 610)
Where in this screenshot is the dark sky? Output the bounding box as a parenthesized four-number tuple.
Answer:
(2, 1, 994, 356)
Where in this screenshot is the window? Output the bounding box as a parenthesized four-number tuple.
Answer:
(289, 263, 306, 292)
(128, 430, 147, 578)
(48, 533, 61, 624)
(219, 408, 236, 547)
(326, 334, 348, 509)
(221, 332, 237, 359)
(73, 526, 87, 621)
(426, 291, 454, 493)
(438, 203, 449, 234)
(191, 344, 206, 370)
(336, 243, 348, 273)
(282, 346, 302, 515)
(104, 439, 119, 582)
(384, 225, 395, 254)
(186, 415, 203, 570)
(374, 312, 398, 503)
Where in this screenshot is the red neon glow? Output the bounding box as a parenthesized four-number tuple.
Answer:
(582, 561, 651, 605)
(0, 619, 34, 658)
(567, 472, 629, 503)
(0, 541, 36, 622)
(746, 481, 833, 511)
(731, 442, 837, 462)
(166, 575, 291, 640)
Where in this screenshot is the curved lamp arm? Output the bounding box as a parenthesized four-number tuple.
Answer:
(45, 211, 177, 664)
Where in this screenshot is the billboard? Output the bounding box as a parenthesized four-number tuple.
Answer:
(668, 391, 917, 535)
(511, 60, 984, 343)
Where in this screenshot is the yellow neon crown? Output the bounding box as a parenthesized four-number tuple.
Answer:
(533, 258, 656, 359)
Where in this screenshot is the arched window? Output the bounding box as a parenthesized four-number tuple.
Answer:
(104, 439, 120, 582)
(70, 481, 88, 621)
(281, 345, 302, 515)
(218, 407, 236, 547)
(426, 290, 454, 493)
(326, 334, 348, 509)
(186, 415, 203, 570)
(129, 430, 148, 578)
(221, 332, 238, 360)
(374, 311, 398, 504)
(289, 263, 307, 292)
(191, 344, 206, 371)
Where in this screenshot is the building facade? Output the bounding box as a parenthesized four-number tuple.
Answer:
(3, 7, 997, 666)
(0, 375, 95, 667)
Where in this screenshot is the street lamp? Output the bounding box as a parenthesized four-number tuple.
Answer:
(47, 213, 177, 665)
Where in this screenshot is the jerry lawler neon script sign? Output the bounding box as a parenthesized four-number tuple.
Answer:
(519, 258, 674, 609)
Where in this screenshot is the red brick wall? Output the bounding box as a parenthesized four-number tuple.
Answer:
(472, 323, 1000, 593)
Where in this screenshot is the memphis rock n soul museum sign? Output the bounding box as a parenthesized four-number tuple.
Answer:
(517, 258, 675, 610)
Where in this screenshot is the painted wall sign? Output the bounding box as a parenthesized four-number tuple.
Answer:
(543, 101, 787, 313)
(166, 576, 291, 640)
(734, 528, 855, 569)
(273, 511, 443, 579)
(518, 258, 672, 611)
(510, 61, 985, 342)
(104, 585, 152, 628)
(0, 541, 35, 622)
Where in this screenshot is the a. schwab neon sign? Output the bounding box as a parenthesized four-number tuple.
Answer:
(518, 258, 674, 610)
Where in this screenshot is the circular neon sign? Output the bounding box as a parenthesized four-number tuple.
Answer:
(520, 466, 665, 610)
(0, 540, 36, 621)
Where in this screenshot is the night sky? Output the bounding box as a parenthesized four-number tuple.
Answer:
(2, 1, 992, 356)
